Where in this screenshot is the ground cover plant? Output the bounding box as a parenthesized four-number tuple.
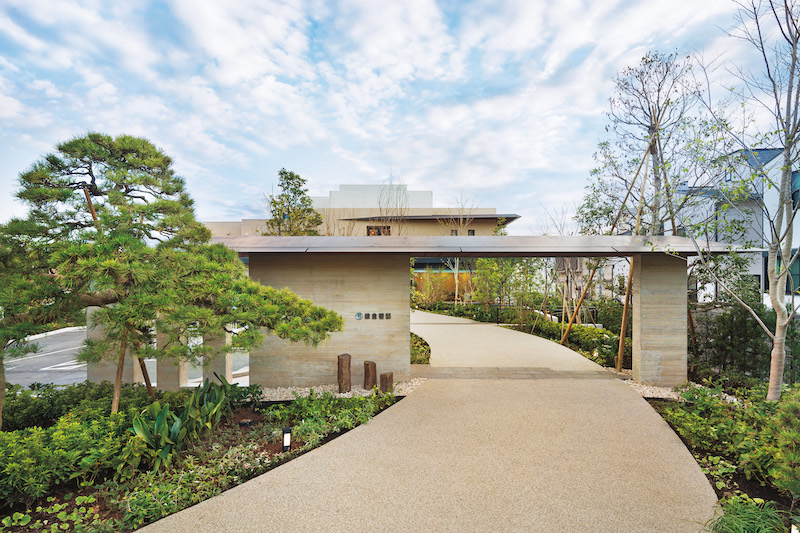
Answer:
(648, 383, 800, 530)
(0, 380, 395, 531)
(410, 332, 431, 364)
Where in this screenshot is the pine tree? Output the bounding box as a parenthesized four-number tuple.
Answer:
(261, 169, 322, 236)
(1, 134, 342, 423)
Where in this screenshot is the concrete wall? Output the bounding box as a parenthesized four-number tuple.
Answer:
(632, 254, 688, 386)
(248, 253, 410, 387)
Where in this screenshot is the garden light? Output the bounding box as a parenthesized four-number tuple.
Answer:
(282, 427, 292, 452)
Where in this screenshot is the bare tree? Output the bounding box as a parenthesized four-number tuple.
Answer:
(577, 52, 709, 238)
(438, 195, 478, 305)
(377, 174, 409, 236)
(319, 205, 359, 236)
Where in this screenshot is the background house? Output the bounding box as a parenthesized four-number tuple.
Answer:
(675, 148, 800, 301)
(205, 184, 519, 238)
(205, 184, 520, 304)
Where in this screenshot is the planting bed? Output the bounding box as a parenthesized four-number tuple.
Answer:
(0, 383, 399, 532)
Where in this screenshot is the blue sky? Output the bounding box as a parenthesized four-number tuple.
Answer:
(0, 0, 749, 233)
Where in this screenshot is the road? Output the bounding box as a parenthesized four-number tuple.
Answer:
(5, 328, 251, 388)
(5, 328, 87, 387)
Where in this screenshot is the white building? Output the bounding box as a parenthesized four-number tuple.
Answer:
(676, 148, 800, 301)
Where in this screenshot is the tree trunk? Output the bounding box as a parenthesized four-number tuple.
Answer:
(0, 352, 5, 431)
(111, 339, 127, 414)
(454, 257, 460, 305)
(767, 318, 788, 401)
(767, 240, 789, 401)
(687, 307, 698, 358)
(649, 124, 662, 235)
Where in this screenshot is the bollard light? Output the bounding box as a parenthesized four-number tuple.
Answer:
(282, 427, 292, 452)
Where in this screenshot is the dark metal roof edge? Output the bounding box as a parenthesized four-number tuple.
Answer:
(212, 236, 747, 257)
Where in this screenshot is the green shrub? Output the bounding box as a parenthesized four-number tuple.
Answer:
(226, 383, 263, 409)
(659, 382, 788, 488)
(0, 379, 233, 508)
(594, 298, 630, 338)
(526, 318, 631, 367)
(2, 381, 164, 431)
(123, 378, 233, 474)
(264, 390, 394, 444)
(694, 305, 773, 380)
(0, 411, 130, 508)
(772, 390, 800, 509)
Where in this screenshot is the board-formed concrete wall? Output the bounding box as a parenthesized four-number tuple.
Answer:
(632, 254, 688, 387)
(85, 307, 143, 384)
(248, 253, 410, 387)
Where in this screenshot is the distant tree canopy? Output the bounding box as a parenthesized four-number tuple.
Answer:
(0, 133, 342, 423)
(261, 168, 322, 236)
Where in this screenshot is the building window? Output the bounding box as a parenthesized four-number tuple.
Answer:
(450, 229, 458, 236)
(468, 229, 475, 236)
(367, 226, 390, 236)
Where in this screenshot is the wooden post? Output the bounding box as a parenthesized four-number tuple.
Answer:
(379, 372, 393, 393)
(617, 266, 634, 372)
(364, 361, 377, 390)
(338, 353, 351, 393)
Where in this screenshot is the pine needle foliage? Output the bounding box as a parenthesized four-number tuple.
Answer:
(1, 133, 342, 425)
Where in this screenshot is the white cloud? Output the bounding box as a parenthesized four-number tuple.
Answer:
(0, 94, 24, 119)
(29, 79, 63, 98)
(170, 0, 314, 86)
(0, 0, 771, 232)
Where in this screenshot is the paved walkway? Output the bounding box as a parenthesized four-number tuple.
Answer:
(410, 310, 615, 379)
(142, 311, 717, 533)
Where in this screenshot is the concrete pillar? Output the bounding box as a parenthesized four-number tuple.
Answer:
(632, 254, 688, 387)
(155, 329, 188, 391)
(248, 254, 410, 388)
(85, 307, 143, 384)
(203, 333, 232, 383)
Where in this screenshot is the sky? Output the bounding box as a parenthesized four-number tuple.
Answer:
(0, 0, 753, 234)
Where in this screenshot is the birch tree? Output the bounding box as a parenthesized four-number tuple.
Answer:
(690, 0, 800, 401)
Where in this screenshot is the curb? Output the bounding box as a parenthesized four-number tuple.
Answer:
(25, 326, 86, 342)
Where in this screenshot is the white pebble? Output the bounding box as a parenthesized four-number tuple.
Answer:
(258, 378, 427, 401)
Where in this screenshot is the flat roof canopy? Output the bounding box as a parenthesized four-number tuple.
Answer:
(341, 213, 521, 224)
(212, 235, 739, 257)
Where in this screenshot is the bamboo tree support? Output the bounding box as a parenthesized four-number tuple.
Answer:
(559, 142, 656, 346)
(531, 268, 551, 333)
(135, 341, 156, 401)
(687, 307, 698, 357)
(616, 266, 634, 371)
(82, 188, 99, 224)
(559, 269, 597, 344)
(615, 148, 651, 370)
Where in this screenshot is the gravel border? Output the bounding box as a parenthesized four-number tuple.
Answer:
(605, 367, 739, 403)
(258, 377, 428, 401)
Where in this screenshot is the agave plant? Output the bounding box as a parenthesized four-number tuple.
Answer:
(130, 402, 185, 471)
